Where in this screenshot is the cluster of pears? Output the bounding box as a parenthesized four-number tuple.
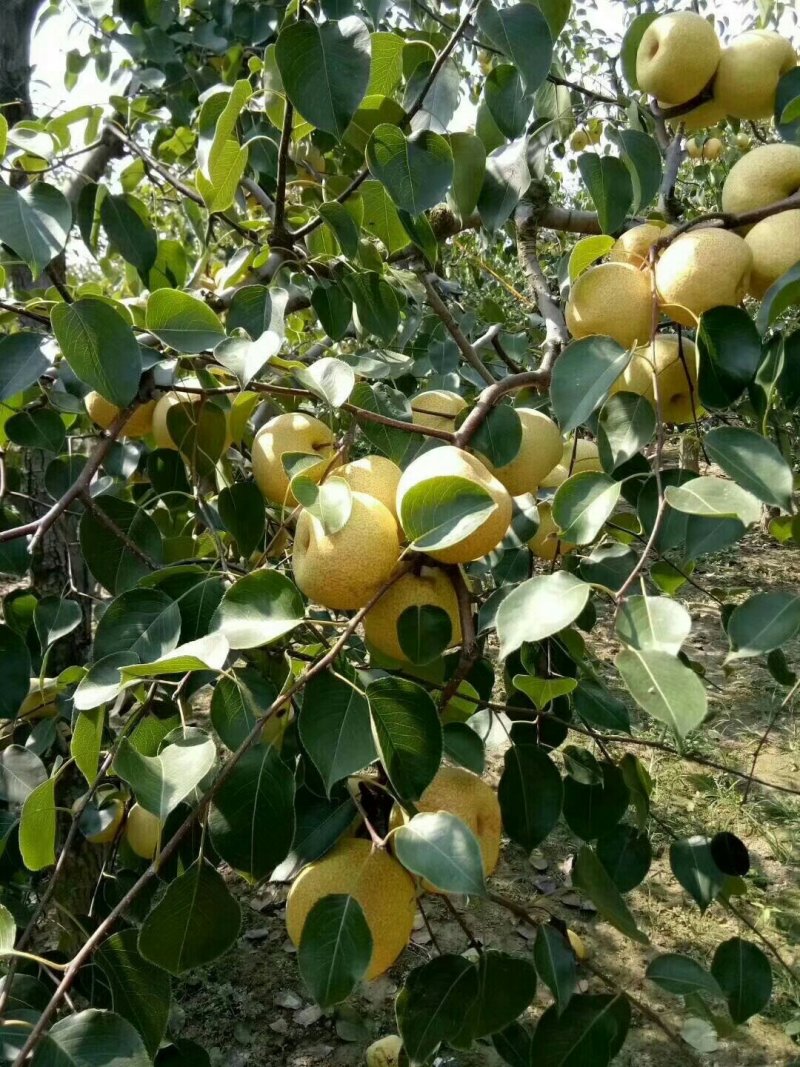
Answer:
(84, 380, 233, 447)
(565, 143, 800, 419)
(636, 12, 797, 131)
(285, 765, 502, 979)
(250, 398, 576, 652)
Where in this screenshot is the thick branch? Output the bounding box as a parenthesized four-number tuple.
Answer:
(515, 211, 569, 363)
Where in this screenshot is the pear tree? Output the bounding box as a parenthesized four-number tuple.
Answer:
(0, 1, 799, 1065)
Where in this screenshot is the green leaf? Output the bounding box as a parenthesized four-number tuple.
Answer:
(34, 596, 82, 650)
(208, 745, 294, 879)
(366, 124, 453, 215)
(32, 1009, 151, 1067)
(664, 477, 761, 527)
(496, 571, 591, 658)
(296, 356, 356, 408)
(298, 669, 376, 795)
(531, 994, 631, 1066)
(211, 668, 274, 752)
(563, 763, 629, 842)
(455, 950, 538, 1045)
(213, 332, 282, 388)
(568, 235, 615, 282)
(620, 12, 659, 89)
(52, 298, 142, 407)
(0, 901, 15, 954)
(597, 391, 655, 471)
(492, 1022, 535, 1067)
(0, 181, 71, 275)
(443, 722, 485, 774)
(448, 132, 486, 219)
(6, 409, 65, 452)
(311, 282, 353, 341)
(616, 595, 691, 655)
(227, 285, 288, 342)
(396, 954, 480, 1065)
(711, 938, 772, 1024)
(577, 155, 633, 235)
(0, 746, 47, 804)
(19, 776, 56, 871)
(726, 590, 800, 661)
(211, 569, 304, 650)
(71, 707, 105, 785)
(94, 588, 181, 663)
(366, 676, 442, 801)
(394, 812, 486, 895)
(704, 425, 793, 512)
(367, 31, 404, 96)
(617, 130, 662, 214)
(343, 270, 399, 342)
(196, 139, 248, 213)
(113, 731, 216, 820)
(120, 634, 229, 679)
(485, 64, 533, 139)
(550, 337, 630, 432)
(318, 201, 361, 258)
(669, 835, 725, 913)
(552, 472, 620, 544)
(572, 846, 648, 944)
(298, 894, 372, 1009)
(498, 742, 562, 851)
(398, 604, 453, 665)
(775, 67, 800, 142)
(349, 382, 413, 463)
(697, 306, 763, 408)
(73, 652, 131, 712)
(0, 624, 32, 718)
(573, 680, 630, 734)
(476, 1, 553, 93)
(0, 332, 50, 402)
(615, 648, 707, 740)
(0, 114, 6, 159)
(275, 16, 372, 139)
(534, 925, 577, 1015)
(97, 930, 171, 1057)
(646, 953, 721, 999)
(513, 675, 576, 710)
(397, 208, 439, 264)
(138, 860, 241, 976)
(218, 482, 265, 559)
(470, 404, 522, 468)
(100, 193, 158, 273)
(400, 474, 497, 553)
(145, 290, 225, 353)
(478, 136, 530, 232)
(359, 178, 409, 254)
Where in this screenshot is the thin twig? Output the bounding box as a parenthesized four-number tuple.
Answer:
(437, 567, 478, 710)
(421, 274, 496, 385)
(743, 677, 800, 803)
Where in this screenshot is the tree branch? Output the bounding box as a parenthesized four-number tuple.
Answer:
(515, 210, 569, 364)
(421, 273, 496, 385)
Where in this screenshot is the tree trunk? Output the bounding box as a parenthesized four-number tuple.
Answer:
(0, 0, 40, 128)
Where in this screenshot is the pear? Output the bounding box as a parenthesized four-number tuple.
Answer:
(336, 455, 402, 522)
(565, 263, 653, 349)
(410, 390, 467, 432)
(286, 838, 416, 980)
(365, 1037, 403, 1067)
(152, 381, 232, 451)
(616, 336, 703, 425)
(396, 446, 512, 564)
(672, 97, 726, 134)
(569, 128, 589, 152)
(540, 438, 603, 490)
(609, 224, 673, 268)
(529, 503, 576, 561)
(744, 211, 800, 299)
(686, 137, 723, 162)
(292, 491, 400, 610)
(655, 229, 752, 327)
(363, 566, 462, 662)
(636, 13, 721, 106)
(125, 803, 162, 859)
(477, 408, 563, 495)
(714, 31, 797, 120)
(252, 412, 336, 506)
(85, 392, 156, 440)
(721, 143, 800, 217)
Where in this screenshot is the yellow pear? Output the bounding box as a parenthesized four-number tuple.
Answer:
(80, 798, 125, 845)
(569, 128, 589, 152)
(410, 390, 467, 432)
(18, 678, 60, 720)
(617, 336, 703, 425)
(540, 438, 602, 489)
(687, 137, 723, 162)
(672, 97, 726, 134)
(477, 408, 563, 496)
(609, 224, 673, 268)
(528, 502, 576, 561)
(285, 838, 417, 980)
(336, 455, 402, 522)
(396, 446, 512, 564)
(292, 491, 400, 610)
(565, 263, 653, 349)
(744, 211, 800, 299)
(655, 229, 752, 327)
(125, 803, 162, 859)
(365, 1036, 403, 1067)
(636, 13, 721, 105)
(152, 382, 232, 452)
(390, 765, 502, 883)
(721, 143, 800, 217)
(363, 566, 462, 662)
(713, 31, 797, 120)
(735, 133, 752, 152)
(252, 412, 336, 506)
(85, 392, 156, 439)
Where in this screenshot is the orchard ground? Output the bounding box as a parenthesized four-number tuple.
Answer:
(150, 529, 799, 1067)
